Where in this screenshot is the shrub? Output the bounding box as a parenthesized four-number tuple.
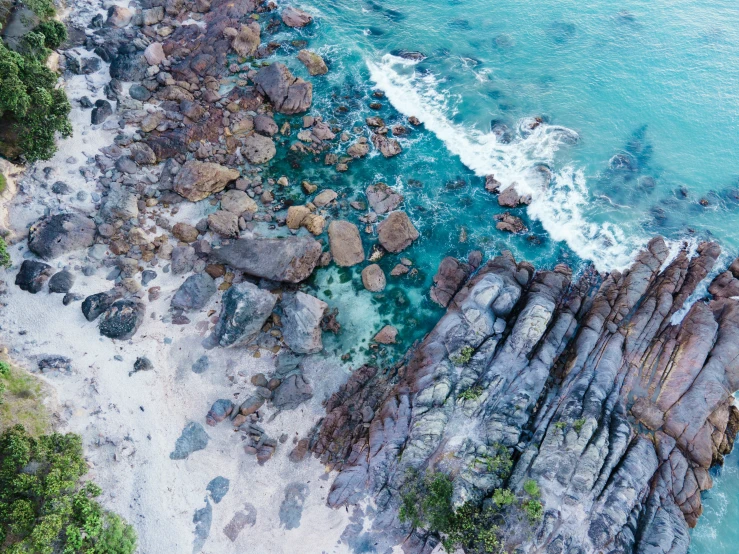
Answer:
(21, 0, 56, 18)
(573, 417, 586, 433)
(0, 236, 11, 269)
(35, 20, 67, 50)
(0, 425, 137, 553)
(553, 421, 567, 431)
(475, 444, 513, 478)
(0, 28, 72, 162)
(492, 488, 515, 507)
(522, 499, 543, 522)
(523, 479, 541, 499)
(458, 385, 483, 401)
(0, 172, 6, 193)
(450, 346, 475, 365)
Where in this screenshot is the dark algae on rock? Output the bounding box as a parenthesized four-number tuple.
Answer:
(305, 239, 739, 553)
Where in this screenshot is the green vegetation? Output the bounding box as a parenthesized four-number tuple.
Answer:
(399, 469, 545, 553)
(0, 359, 50, 435)
(474, 444, 513, 477)
(0, 172, 6, 193)
(0, 425, 137, 553)
(0, 237, 11, 269)
(553, 420, 567, 431)
(573, 417, 586, 433)
(0, 2, 71, 162)
(458, 385, 483, 401)
(450, 346, 475, 365)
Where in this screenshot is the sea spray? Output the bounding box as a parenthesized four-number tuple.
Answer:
(367, 53, 648, 271)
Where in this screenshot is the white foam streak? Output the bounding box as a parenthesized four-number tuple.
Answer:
(367, 54, 646, 272)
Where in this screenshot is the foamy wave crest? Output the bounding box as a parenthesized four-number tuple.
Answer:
(367, 54, 648, 271)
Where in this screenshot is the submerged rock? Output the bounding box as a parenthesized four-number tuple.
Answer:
(211, 236, 322, 283)
(28, 213, 96, 260)
(297, 49, 328, 76)
(494, 212, 527, 233)
(281, 292, 327, 354)
(213, 282, 276, 347)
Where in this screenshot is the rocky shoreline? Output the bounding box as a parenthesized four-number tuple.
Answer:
(2, 0, 739, 552)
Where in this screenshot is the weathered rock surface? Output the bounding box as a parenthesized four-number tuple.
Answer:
(213, 281, 276, 347)
(429, 256, 471, 307)
(251, 63, 312, 115)
(377, 211, 419, 253)
(15, 261, 53, 293)
(211, 236, 322, 283)
(243, 133, 276, 164)
(171, 273, 217, 311)
(297, 49, 328, 76)
(28, 213, 96, 260)
(361, 264, 386, 292)
(328, 221, 364, 267)
(366, 183, 403, 215)
(306, 239, 738, 554)
(281, 292, 327, 354)
(173, 161, 240, 202)
(372, 134, 402, 158)
(99, 299, 145, 340)
(282, 6, 313, 28)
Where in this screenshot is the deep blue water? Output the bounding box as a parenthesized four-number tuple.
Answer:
(261, 1, 739, 547)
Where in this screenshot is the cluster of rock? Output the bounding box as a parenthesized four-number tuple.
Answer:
(301, 238, 739, 553)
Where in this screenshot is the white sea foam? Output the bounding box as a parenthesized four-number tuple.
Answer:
(367, 54, 648, 272)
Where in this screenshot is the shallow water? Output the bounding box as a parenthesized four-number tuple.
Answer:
(264, 1, 739, 546)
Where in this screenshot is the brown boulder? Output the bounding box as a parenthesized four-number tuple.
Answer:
(282, 6, 313, 27)
(361, 264, 386, 292)
(297, 49, 328, 76)
(174, 161, 240, 202)
(377, 211, 419, 253)
(251, 63, 312, 115)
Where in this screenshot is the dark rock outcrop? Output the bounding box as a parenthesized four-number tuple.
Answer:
(28, 213, 96, 260)
(210, 236, 322, 283)
(306, 239, 738, 554)
(212, 281, 276, 347)
(99, 299, 145, 340)
(15, 260, 53, 293)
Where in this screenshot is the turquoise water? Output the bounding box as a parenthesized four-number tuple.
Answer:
(263, 1, 739, 547)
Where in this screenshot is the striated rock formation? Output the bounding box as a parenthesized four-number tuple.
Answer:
(306, 238, 739, 553)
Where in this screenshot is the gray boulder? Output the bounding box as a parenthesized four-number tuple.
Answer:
(251, 63, 312, 115)
(48, 270, 75, 294)
(243, 134, 276, 165)
(328, 220, 364, 267)
(170, 422, 209, 460)
(28, 213, 97, 260)
(213, 281, 276, 347)
(282, 6, 313, 27)
(281, 292, 327, 354)
(171, 273, 216, 311)
(366, 183, 403, 214)
(211, 236, 322, 283)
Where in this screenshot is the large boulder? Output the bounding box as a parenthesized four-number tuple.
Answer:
(282, 6, 313, 28)
(15, 261, 53, 293)
(377, 211, 419, 253)
(213, 282, 277, 347)
(82, 291, 118, 321)
(221, 190, 258, 215)
(171, 273, 217, 311)
(361, 264, 386, 292)
(210, 236, 322, 283)
(109, 51, 148, 82)
(251, 63, 312, 115)
(328, 221, 364, 267)
(28, 213, 96, 260)
(372, 134, 402, 158)
(99, 299, 145, 340)
(494, 212, 527, 234)
(174, 161, 240, 202)
(281, 292, 327, 354)
(243, 134, 276, 164)
(430, 257, 471, 308)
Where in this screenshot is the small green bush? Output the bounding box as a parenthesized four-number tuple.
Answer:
(522, 499, 543, 522)
(492, 488, 515, 507)
(523, 479, 541, 499)
(35, 20, 67, 50)
(21, 0, 56, 18)
(475, 444, 513, 478)
(0, 172, 6, 193)
(0, 425, 137, 553)
(553, 421, 567, 431)
(450, 346, 475, 365)
(0, 361, 10, 375)
(573, 417, 586, 433)
(459, 385, 483, 401)
(0, 236, 11, 269)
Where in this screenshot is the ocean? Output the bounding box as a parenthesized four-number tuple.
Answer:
(263, 1, 739, 548)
